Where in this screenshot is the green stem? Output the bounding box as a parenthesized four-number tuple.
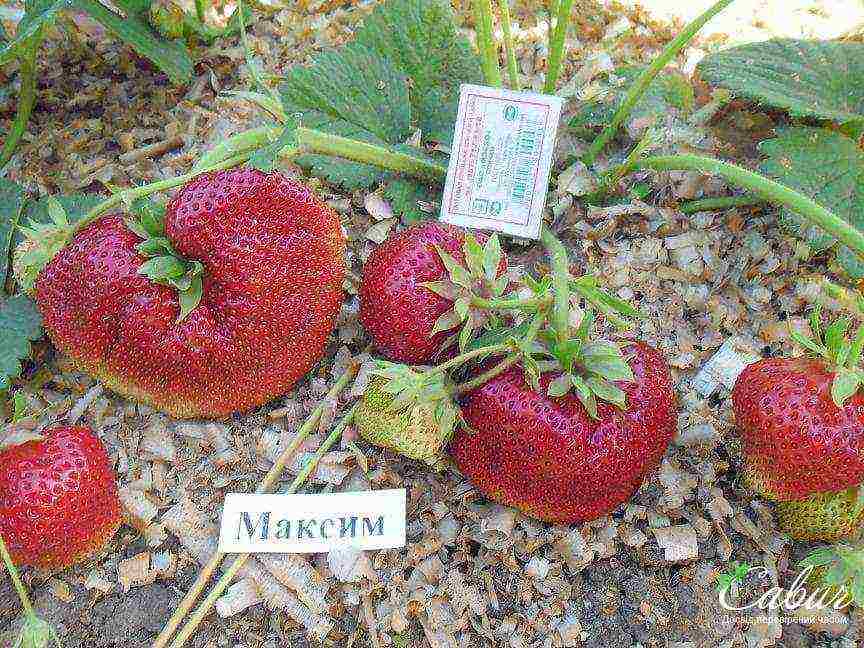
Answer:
(472, 294, 552, 311)
(455, 354, 519, 394)
(679, 195, 765, 214)
(497, 0, 520, 89)
(194, 0, 207, 22)
(297, 128, 446, 181)
(540, 227, 571, 343)
(543, 0, 575, 94)
(599, 128, 656, 195)
(168, 405, 357, 648)
(637, 154, 864, 260)
(427, 343, 510, 377)
(0, 33, 41, 170)
(583, 0, 735, 166)
(473, 0, 502, 87)
(0, 532, 35, 620)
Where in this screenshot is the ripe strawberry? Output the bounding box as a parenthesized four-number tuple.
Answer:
(354, 364, 460, 470)
(359, 221, 508, 365)
(0, 426, 122, 569)
(29, 169, 345, 418)
(731, 311, 864, 540)
(451, 342, 676, 523)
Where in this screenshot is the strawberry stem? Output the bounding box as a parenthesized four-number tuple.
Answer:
(496, 0, 520, 89)
(455, 354, 519, 395)
(167, 404, 358, 648)
(473, 0, 502, 88)
(471, 294, 552, 311)
(540, 227, 571, 344)
(543, 0, 575, 93)
(0, 532, 36, 620)
(427, 343, 511, 377)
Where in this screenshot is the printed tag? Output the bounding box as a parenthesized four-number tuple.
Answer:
(692, 337, 761, 397)
(218, 489, 406, 553)
(440, 84, 564, 240)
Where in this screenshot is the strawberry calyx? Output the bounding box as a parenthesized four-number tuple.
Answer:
(800, 542, 864, 608)
(124, 201, 204, 323)
(790, 304, 864, 408)
(423, 232, 511, 352)
(370, 361, 463, 444)
(13, 198, 77, 295)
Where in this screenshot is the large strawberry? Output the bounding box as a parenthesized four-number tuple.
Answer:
(732, 310, 864, 540)
(0, 426, 122, 569)
(359, 221, 508, 365)
(451, 341, 676, 523)
(22, 169, 345, 418)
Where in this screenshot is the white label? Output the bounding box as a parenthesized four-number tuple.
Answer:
(218, 489, 406, 553)
(440, 84, 564, 240)
(692, 337, 761, 397)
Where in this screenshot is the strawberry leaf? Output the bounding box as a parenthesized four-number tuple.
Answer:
(0, 0, 67, 66)
(831, 368, 862, 408)
(760, 128, 864, 277)
(248, 115, 300, 173)
(482, 235, 502, 283)
(381, 176, 434, 224)
(698, 40, 864, 123)
(0, 295, 42, 391)
(0, 179, 26, 288)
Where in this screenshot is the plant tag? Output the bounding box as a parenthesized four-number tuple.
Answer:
(218, 489, 406, 553)
(692, 337, 761, 397)
(440, 84, 564, 240)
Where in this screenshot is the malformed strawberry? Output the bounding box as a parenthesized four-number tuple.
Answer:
(452, 341, 676, 524)
(0, 426, 122, 569)
(21, 169, 345, 418)
(359, 221, 508, 365)
(731, 309, 864, 540)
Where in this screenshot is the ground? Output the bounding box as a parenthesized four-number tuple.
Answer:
(1, 0, 863, 647)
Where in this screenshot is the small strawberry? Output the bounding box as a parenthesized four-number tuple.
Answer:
(354, 363, 461, 470)
(732, 308, 864, 540)
(18, 169, 345, 418)
(0, 426, 122, 569)
(452, 333, 676, 524)
(776, 489, 864, 543)
(359, 221, 509, 365)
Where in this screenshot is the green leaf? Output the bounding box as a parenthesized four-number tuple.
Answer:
(580, 341, 634, 382)
(435, 246, 471, 288)
(248, 116, 300, 173)
(546, 374, 570, 398)
(73, 0, 193, 86)
(570, 66, 695, 132)
(585, 375, 627, 409)
(824, 317, 850, 356)
(280, 44, 411, 190)
(382, 176, 433, 224)
(790, 328, 828, 357)
(760, 128, 864, 276)
(353, 0, 482, 144)
(0, 295, 42, 391)
(698, 39, 864, 123)
(482, 235, 502, 283)
(139, 256, 187, 282)
(177, 273, 202, 322)
(130, 198, 167, 237)
(18, 193, 102, 244)
(570, 374, 598, 419)
(0, 179, 26, 288)
(0, 0, 67, 66)
(136, 237, 176, 258)
(831, 369, 862, 409)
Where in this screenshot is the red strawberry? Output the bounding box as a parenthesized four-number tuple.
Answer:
(0, 426, 122, 569)
(32, 169, 345, 418)
(359, 221, 508, 365)
(732, 357, 864, 501)
(451, 342, 676, 523)
(731, 312, 864, 540)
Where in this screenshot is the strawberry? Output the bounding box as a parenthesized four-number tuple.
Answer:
(451, 341, 676, 523)
(731, 310, 864, 540)
(359, 221, 508, 365)
(354, 363, 461, 470)
(776, 489, 864, 542)
(26, 169, 345, 418)
(0, 426, 122, 569)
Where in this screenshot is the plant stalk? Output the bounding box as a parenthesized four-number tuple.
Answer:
(0, 33, 41, 170)
(0, 532, 37, 622)
(540, 227, 571, 343)
(152, 362, 359, 648)
(471, 294, 552, 311)
(679, 195, 764, 214)
(426, 343, 510, 377)
(583, 0, 735, 165)
(637, 154, 864, 261)
(455, 354, 519, 394)
(168, 404, 358, 648)
(473, 0, 502, 87)
(497, 0, 520, 89)
(543, 0, 575, 94)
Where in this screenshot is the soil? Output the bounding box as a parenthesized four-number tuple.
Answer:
(1, 1, 863, 647)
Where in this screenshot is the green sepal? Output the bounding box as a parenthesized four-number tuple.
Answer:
(136, 237, 176, 258)
(16, 613, 61, 648)
(435, 245, 472, 288)
(139, 256, 187, 282)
